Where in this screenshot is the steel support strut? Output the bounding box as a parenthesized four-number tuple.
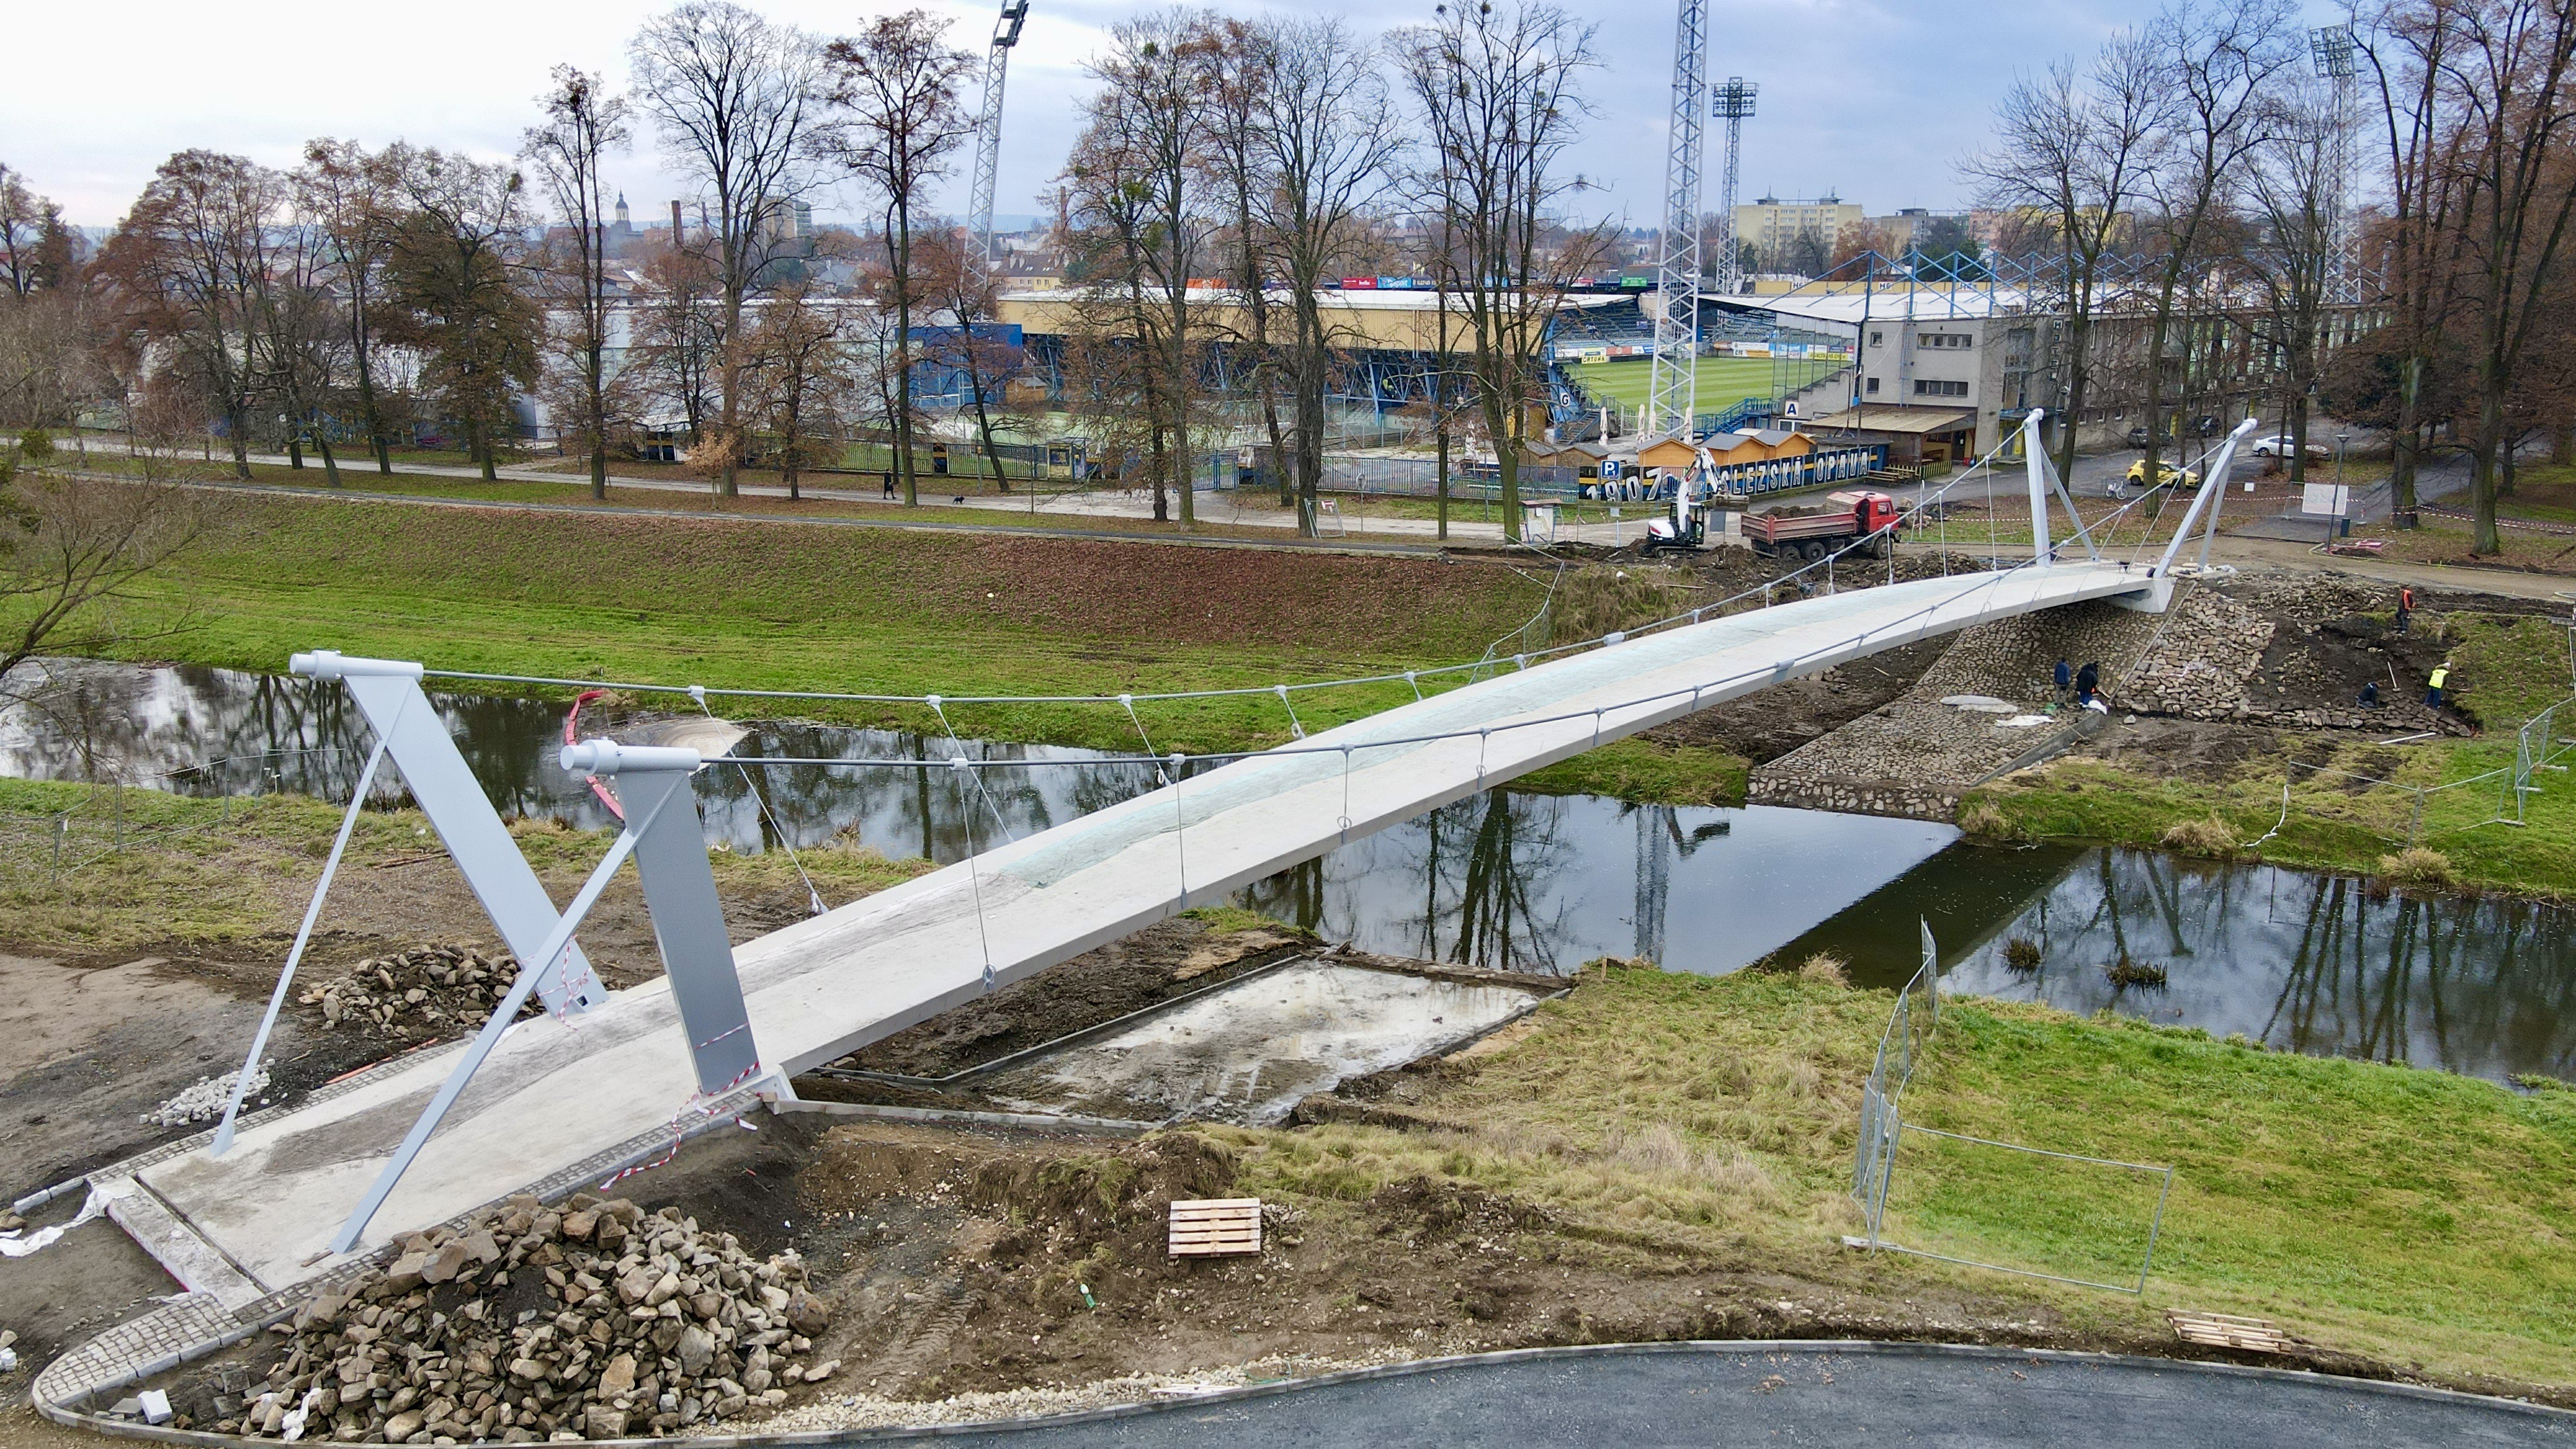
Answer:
(327, 738, 762, 1255)
(290, 652, 605, 1016)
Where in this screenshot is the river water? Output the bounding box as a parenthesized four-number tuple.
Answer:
(6, 659, 2572, 1084)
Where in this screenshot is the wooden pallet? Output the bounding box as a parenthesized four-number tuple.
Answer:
(1168, 1198, 1263, 1258)
(2168, 1310, 2289, 1352)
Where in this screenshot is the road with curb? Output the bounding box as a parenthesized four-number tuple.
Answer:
(885, 1343, 2573, 1449)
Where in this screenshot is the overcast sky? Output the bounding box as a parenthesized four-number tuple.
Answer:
(9, 0, 2330, 232)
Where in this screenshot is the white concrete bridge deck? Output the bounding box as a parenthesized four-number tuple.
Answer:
(134, 561, 2161, 1294)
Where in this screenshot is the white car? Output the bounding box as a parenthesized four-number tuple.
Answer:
(2250, 433, 2333, 461)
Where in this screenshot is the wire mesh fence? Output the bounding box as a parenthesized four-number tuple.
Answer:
(1848, 918, 2176, 1294)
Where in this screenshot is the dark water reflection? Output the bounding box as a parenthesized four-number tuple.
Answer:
(6, 660, 2571, 1081)
(1779, 843, 2576, 1083)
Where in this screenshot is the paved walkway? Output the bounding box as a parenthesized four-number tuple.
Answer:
(133, 564, 2156, 1293)
(900, 1345, 2575, 1448)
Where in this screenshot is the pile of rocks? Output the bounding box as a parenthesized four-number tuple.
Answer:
(301, 947, 540, 1041)
(2121, 591, 2276, 718)
(232, 1194, 835, 1442)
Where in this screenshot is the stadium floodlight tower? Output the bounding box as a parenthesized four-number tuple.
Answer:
(1646, 0, 1711, 440)
(1710, 79, 1757, 299)
(2309, 23, 2358, 300)
(965, 0, 1032, 284)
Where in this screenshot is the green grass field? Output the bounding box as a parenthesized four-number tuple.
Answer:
(1569, 356, 1848, 419)
(57, 490, 1574, 762)
(1224, 960, 2576, 1391)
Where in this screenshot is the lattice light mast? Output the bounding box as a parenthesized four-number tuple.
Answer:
(2309, 24, 2357, 299)
(1645, 0, 1710, 440)
(1710, 79, 1757, 300)
(966, 0, 1031, 284)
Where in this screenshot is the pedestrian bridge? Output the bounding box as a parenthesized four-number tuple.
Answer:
(117, 556, 2172, 1295)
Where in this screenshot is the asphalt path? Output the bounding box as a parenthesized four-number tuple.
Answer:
(860, 1345, 2576, 1449)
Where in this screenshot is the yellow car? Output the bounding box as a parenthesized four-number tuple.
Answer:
(2123, 459, 2201, 490)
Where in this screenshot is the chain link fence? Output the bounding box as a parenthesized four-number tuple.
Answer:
(1848, 920, 2177, 1295)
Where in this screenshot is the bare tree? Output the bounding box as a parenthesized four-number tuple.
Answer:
(1, 163, 79, 299)
(630, 1, 823, 497)
(2357, 3, 2477, 519)
(96, 152, 285, 480)
(1964, 33, 2168, 478)
(742, 282, 852, 498)
(297, 140, 406, 474)
(2239, 72, 2345, 482)
(916, 227, 1021, 491)
(1200, 19, 1295, 508)
(2443, 0, 2576, 554)
(0, 166, 100, 433)
(1064, 12, 1219, 524)
(524, 66, 634, 500)
(2134, 0, 2297, 488)
(630, 240, 724, 449)
(258, 202, 352, 483)
(0, 460, 200, 705)
(823, 10, 978, 508)
(1251, 18, 1396, 536)
(1398, 0, 1610, 540)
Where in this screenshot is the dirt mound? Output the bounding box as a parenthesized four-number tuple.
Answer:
(223, 1193, 833, 1441)
(298, 945, 538, 1043)
(1363, 1177, 1551, 1245)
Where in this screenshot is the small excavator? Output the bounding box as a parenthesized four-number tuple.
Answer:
(1641, 441, 1721, 553)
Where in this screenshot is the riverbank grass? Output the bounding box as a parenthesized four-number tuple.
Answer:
(1968, 607, 2576, 896)
(1907, 1001, 2576, 1387)
(0, 778, 931, 954)
(1222, 962, 2576, 1392)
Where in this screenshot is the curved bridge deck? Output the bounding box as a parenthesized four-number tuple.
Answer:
(134, 562, 2161, 1292)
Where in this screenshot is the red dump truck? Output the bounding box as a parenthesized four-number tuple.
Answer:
(1743, 490, 1905, 561)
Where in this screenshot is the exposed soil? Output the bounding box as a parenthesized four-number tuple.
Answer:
(1643, 636, 1953, 765)
(821, 918, 1318, 1081)
(0, 838, 864, 1205)
(0, 950, 397, 1203)
(2085, 718, 2286, 784)
(686, 1116, 2436, 1416)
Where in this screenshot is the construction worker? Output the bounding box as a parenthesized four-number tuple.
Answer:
(2075, 661, 2102, 708)
(2396, 585, 2415, 636)
(2360, 681, 2382, 708)
(2054, 658, 2073, 705)
(2425, 661, 2451, 710)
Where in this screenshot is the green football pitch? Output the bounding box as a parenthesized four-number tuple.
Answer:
(1568, 357, 1846, 417)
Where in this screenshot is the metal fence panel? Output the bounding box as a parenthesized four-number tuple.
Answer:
(1846, 918, 2176, 1294)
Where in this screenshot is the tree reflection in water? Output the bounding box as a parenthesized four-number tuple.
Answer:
(1933, 847, 2576, 1083)
(1238, 789, 1577, 974)
(12, 659, 2572, 1078)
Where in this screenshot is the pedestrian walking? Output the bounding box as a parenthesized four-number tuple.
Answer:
(2396, 585, 2415, 636)
(882, 473, 897, 500)
(2425, 661, 2450, 710)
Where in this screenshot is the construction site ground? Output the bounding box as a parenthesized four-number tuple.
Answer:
(6, 511, 2576, 1437)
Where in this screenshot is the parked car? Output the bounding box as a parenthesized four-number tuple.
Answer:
(2122, 459, 2201, 491)
(2250, 433, 2333, 461)
(2126, 426, 2152, 449)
